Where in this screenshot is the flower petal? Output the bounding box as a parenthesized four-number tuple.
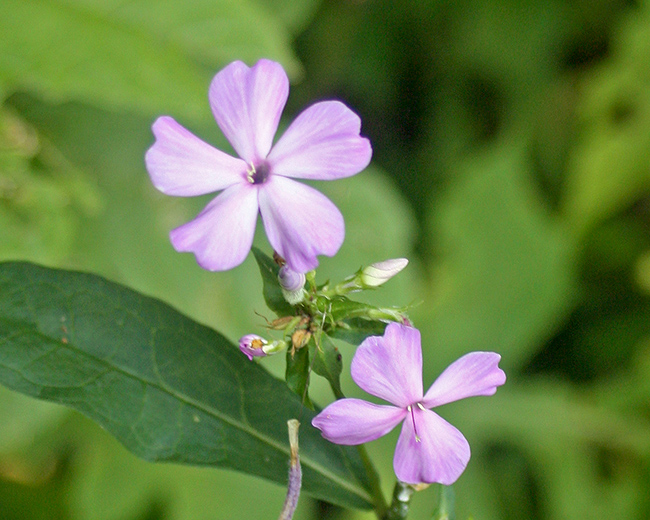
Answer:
(351, 323, 423, 408)
(169, 183, 259, 271)
(394, 407, 470, 485)
(145, 116, 247, 196)
(209, 60, 289, 162)
(268, 101, 372, 180)
(258, 176, 344, 273)
(312, 399, 406, 445)
(423, 352, 506, 408)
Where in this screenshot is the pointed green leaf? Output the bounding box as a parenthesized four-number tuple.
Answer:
(310, 334, 343, 398)
(284, 346, 312, 408)
(0, 262, 373, 510)
(252, 247, 295, 317)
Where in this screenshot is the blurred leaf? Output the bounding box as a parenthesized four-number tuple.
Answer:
(0, 262, 373, 510)
(453, 380, 650, 520)
(0, 0, 301, 120)
(421, 142, 576, 372)
(0, 387, 66, 455)
(253, 0, 322, 34)
(315, 166, 421, 310)
(0, 106, 101, 265)
(0, 474, 68, 520)
(562, 6, 650, 236)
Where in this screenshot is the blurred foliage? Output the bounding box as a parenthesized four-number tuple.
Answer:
(2, 0, 650, 519)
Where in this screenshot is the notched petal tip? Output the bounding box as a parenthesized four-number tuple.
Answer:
(268, 100, 373, 181)
(394, 409, 471, 486)
(351, 323, 423, 407)
(145, 116, 245, 196)
(209, 59, 289, 162)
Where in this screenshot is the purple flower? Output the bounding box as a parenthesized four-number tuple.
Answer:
(312, 323, 506, 485)
(145, 59, 372, 273)
(239, 334, 286, 361)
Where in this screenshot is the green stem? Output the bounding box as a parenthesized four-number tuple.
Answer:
(431, 485, 455, 520)
(355, 443, 387, 519)
(383, 481, 414, 520)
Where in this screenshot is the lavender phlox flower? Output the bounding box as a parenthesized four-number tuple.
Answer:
(145, 59, 372, 273)
(312, 322, 506, 485)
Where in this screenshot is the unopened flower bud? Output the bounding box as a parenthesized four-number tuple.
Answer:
(360, 258, 409, 288)
(278, 266, 306, 305)
(239, 334, 286, 361)
(291, 329, 312, 350)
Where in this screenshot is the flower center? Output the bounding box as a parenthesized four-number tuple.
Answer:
(247, 161, 271, 185)
(407, 404, 424, 443)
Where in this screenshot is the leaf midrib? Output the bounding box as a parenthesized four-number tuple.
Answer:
(0, 309, 371, 503)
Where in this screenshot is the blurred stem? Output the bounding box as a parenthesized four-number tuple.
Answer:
(431, 485, 455, 520)
(383, 481, 414, 520)
(355, 444, 387, 518)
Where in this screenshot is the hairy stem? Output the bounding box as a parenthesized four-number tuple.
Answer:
(383, 481, 414, 520)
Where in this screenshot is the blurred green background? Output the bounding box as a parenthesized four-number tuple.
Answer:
(2, 0, 650, 518)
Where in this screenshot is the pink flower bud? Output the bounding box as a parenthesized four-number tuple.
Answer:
(360, 258, 409, 288)
(278, 266, 306, 305)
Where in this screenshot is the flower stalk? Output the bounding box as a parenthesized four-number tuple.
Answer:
(431, 485, 455, 520)
(278, 419, 302, 520)
(383, 481, 415, 520)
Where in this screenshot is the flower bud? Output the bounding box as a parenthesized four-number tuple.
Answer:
(278, 266, 306, 305)
(360, 258, 409, 288)
(239, 334, 286, 361)
(291, 329, 312, 350)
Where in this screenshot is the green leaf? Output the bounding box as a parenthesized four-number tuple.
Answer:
(0, 262, 373, 510)
(0, 106, 101, 265)
(252, 247, 295, 317)
(421, 142, 576, 372)
(253, 0, 322, 34)
(0, 0, 301, 120)
(310, 334, 343, 398)
(562, 6, 650, 237)
(284, 345, 312, 408)
(328, 318, 387, 346)
(452, 380, 650, 520)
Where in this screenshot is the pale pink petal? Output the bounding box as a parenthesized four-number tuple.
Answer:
(268, 101, 372, 180)
(312, 399, 406, 445)
(350, 323, 423, 408)
(170, 183, 259, 271)
(145, 117, 247, 196)
(257, 176, 344, 273)
(209, 60, 289, 163)
(394, 407, 470, 485)
(423, 352, 506, 408)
